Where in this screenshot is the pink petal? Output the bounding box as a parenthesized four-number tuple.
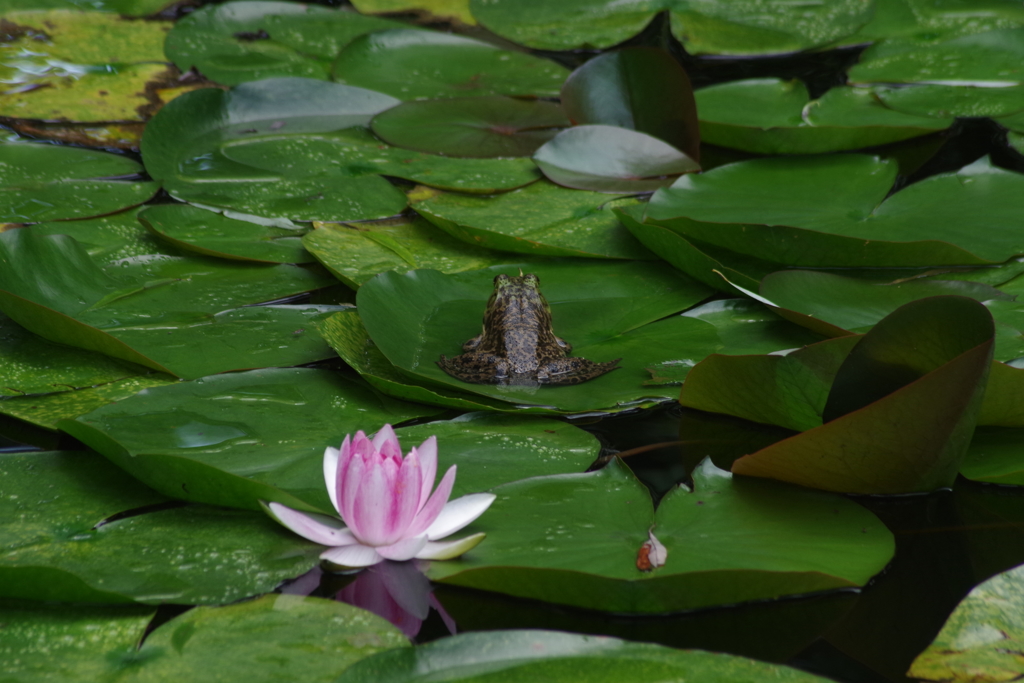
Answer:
(405, 465, 456, 538)
(415, 532, 486, 560)
(376, 535, 428, 562)
(413, 436, 437, 510)
(372, 424, 401, 459)
(320, 544, 383, 568)
(323, 446, 340, 514)
(386, 447, 422, 541)
(423, 493, 495, 541)
(339, 447, 366, 533)
(263, 502, 358, 547)
(350, 460, 391, 545)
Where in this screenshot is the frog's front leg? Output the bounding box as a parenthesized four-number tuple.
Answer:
(536, 357, 620, 385)
(553, 335, 572, 353)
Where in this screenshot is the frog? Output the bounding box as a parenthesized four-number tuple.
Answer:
(437, 272, 620, 385)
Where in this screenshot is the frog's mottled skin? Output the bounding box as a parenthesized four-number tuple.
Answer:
(438, 273, 620, 385)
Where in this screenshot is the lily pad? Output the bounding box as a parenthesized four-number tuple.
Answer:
(468, 0, 871, 54)
(645, 154, 1024, 267)
(908, 563, 1024, 682)
(561, 47, 700, 161)
(961, 427, 1024, 486)
(731, 297, 995, 494)
(138, 204, 314, 263)
(616, 204, 780, 292)
(356, 264, 727, 413)
(351, 0, 475, 25)
(0, 374, 176, 430)
(164, 1, 410, 85)
(848, 29, 1024, 119)
(303, 216, 548, 289)
(318, 309, 524, 412)
(337, 629, 834, 682)
(0, 11, 174, 123)
(413, 181, 657, 259)
(332, 29, 567, 100)
(370, 96, 569, 158)
(122, 595, 408, 682)
(0, 142, 158, 223)
(426, 458, 893, 613)
(59, 368, 442, 513)
(533, 125, 699, 193)
(0, 449, 323, 604)
(0, 600, 155, 683)
(695, 79, 952, 154)
(0, 228, 337, 378)
(0, 310, 148, 397)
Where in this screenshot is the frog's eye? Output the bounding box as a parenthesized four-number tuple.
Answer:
(524, 274, 540, 287)
(494, 274, 508, 285)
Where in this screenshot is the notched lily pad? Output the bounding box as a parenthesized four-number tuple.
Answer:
(425, 458, 893, 613)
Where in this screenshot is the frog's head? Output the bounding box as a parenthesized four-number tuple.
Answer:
(494, 273, 540, 292)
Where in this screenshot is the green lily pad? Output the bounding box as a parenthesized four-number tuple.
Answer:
(218, 125, 540, 194)
(0, 600, 155, 683)
(616, 204, 780, 293)
(356, 264, 729, 413)
(645, 154, 1024, 267)
(468, 0, 871, 54)
(122, 595, 408, 682)
(977, 360, 1024, 428)
(682, 298, 826, 356)
(732, 297, 995, 494)
(0, 374, 177, 430)
(318, 309, 523, 412)
(0, 228, 337, 378)
(758, 270, 1012, 333)
(1, 449, 324, 605)
(533, 125, 699, 193)
(0, 310, 148, 397)
(302, 216, 549, 289)
(59, 368, 442, 513)
(0, 143, 158, 223)
(561, 47, 700, 161)
(351, 0, 475, 25)
(961, 427, 1024, 486)
(0, 11, 174, 123)
(694, 79, 953, 154)
(164, 1, 410, 86)
(3, 0, 178, 15)
(370, 97, 569, 158)
(141, 78, 408, 222)
(848, 29, 1024, 119)
(336, 628, 834, 683)
(332, 29, 567, 100)
(138, 204, 314, 263)
(908, 563, 1024, 682)
(426, 458, 893, 613)
(413, 181, 657, 260)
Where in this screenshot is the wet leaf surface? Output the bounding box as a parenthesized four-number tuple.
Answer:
(336, 628, 835, 682)
(332, 29, 567, 100)
(695, 79, 952, 154)
(413, 181, 656, 259)
(425, 459, 893, 613)
(371, 97, 568, 158)
(909, 563, 1024, 682)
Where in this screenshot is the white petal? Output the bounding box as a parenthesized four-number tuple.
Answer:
(262, 502, 357, 547)
(376, 535, 428, 562)
(405, 465, 456, 538)
(323, 446, 340, 514)
(424, 493, 495, 541)
(415, 533, 486, 560)
(414, 436, 437, 509)
(320, 544, 384, 568)
(646, 530, 667, 568)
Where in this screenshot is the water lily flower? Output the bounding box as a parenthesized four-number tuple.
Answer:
(262, 425, 495, 568)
